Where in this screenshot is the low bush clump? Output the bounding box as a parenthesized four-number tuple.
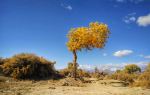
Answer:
(1, 53, 56, 79)
(110, 64, 141, 84)
(59, 68, 71, 77)
(110, 72, 135, 84)
(58, 62, 74, 77)
(77, 69, 91, 78)
(133, 71, 150, 88)
(58, 62, 91, 78)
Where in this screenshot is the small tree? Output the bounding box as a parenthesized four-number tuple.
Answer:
(66, 22, 110, 79)
(123, 64, 141, 74)
(94, 67, 99, 73)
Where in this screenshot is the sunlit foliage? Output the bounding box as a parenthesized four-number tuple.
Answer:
(67, 22, 110, 51)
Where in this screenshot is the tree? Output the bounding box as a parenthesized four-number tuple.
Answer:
(94, 67, 99, 73)
(66, 22, 110, 79)
(123, 64, 141, 74)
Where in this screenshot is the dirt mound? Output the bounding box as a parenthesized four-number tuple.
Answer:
(58, 77, 85, 87)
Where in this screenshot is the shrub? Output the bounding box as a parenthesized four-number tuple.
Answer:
(58, 62, 74, 77)
(59, 69, 71, 77)
(0, 65, 2, 75)
(0, 57, 4, 65)
(77, 69, 91, 78)
(145, 63, 150, 72)
(111, 72, 136, 84)
(123, 64, 141, 74)
(2, 53, 56, 79)
(58, 62, 91, 78)
(110, 63, 150, 88)
(88, 67, 107, 79)
(133, 70, 150, 88)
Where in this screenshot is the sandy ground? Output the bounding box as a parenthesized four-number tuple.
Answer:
(0, 76, 150, 95)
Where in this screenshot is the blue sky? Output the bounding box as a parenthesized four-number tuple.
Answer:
(0, 0, 150, 69)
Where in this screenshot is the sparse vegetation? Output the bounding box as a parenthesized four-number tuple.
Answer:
(59, 62, 91, 78)
(108, 64, 150, 88)
(77, 69, 91, 78)
(89, 67, 107, 80)
(1, 53, 150, 89)
(110, 64, 141, 84)
(59, 62, 74, 77)
(110, 71, 135, 84)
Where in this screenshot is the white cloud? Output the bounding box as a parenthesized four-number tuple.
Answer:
(116, 0, 125, 2)
(137, 14, 150, 27)
(113, 50, 133, 57)
(129, 17, 136, 21)
(144, 55, 150, 59)
(61, 3, 72, 11)
(123, 12, 136, 24)
(138, 54, 144, 57)
(128, 12, 136, 16)
(65, 5, 72, 10)
(115, 0, 144, 3)
(138, 54, 150, 59)
(103, 53, 107, 56)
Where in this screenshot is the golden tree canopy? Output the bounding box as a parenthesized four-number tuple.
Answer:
(66, 22, 110, 51)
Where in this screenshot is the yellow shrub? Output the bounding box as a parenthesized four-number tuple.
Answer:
(77, 69, 91, 78)
(133, 71, 150, 88)
(111, 72, 135, 83)
(2, 53, 56, 79)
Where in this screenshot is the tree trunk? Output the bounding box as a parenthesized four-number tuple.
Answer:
(73, 50, 77, 79)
